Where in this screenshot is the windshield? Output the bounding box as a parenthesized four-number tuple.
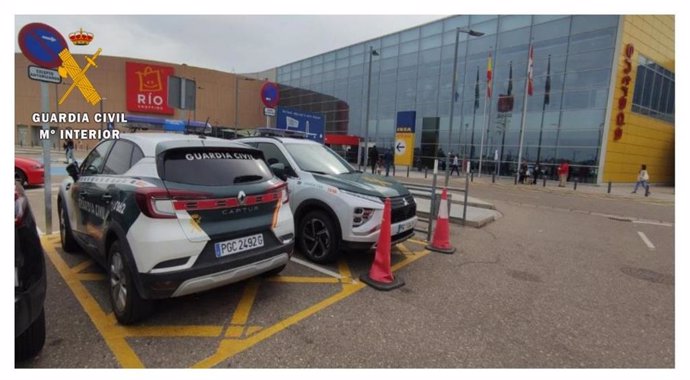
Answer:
(284, 143, 355, 175)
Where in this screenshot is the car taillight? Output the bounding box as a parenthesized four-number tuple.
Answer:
(278, 183, 289, 204)
(135, 188, 209, 219)
(15, 189, 27, 226)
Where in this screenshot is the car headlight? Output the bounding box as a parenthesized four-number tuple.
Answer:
(340, 189, 383, 205)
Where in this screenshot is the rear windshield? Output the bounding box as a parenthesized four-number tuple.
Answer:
(160, 148, 272, 186)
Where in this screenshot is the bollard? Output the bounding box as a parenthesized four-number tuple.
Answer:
(393, 165, 396, 176)
(573, 180, 578, 190)
(470, 171, 474, 182)
(406, 166, 410, 178)
(425, 167, 428, 179)
(607, 181, 612, 194)
(514, 175, 518, 185)
(492, 173, 496, 183)
(543, 177, 547, 187)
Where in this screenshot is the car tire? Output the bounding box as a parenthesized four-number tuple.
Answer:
(15, 168, 28, 188)
(15, 308, 46, 362)
(59, 202, 80, 253)
(108, 241, 152, 325)
(298, 210, 341, 263)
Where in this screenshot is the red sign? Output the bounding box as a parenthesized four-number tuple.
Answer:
(126, 62, 174, 115)
(614, 43, 634, 141)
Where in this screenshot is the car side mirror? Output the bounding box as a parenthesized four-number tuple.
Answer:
(66, 162, 80, 181)
(270, 163, 287, 181)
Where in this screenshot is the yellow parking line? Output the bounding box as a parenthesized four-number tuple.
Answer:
(225, 279, 260, 337)
(71, 259, 95, 274)
(407, 238, 428, 246)
(193, 281, 365, 368)
(76, 273, 107, 281)
(41, 235, 144, 368)
(122, 325, 223, 337)
(337, 259, 354, 280)
(266, 276, 340, 284)
(397, 244, 414, 255)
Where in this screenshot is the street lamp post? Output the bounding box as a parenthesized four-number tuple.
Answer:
(362, 46, 379, 171)
(446, 27, 484, 186)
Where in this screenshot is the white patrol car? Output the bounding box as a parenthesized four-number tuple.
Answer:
(57, 133, 294, 324)
(241, 137, 417, 263)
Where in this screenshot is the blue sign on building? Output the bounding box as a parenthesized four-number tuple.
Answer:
(396, 111, 416, 133)
(276, 107, 325, 143)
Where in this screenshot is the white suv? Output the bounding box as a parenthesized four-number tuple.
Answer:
(242, 137, 417, 263)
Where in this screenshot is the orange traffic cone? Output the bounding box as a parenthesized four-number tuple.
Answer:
(360, 198, 405, 290)
(426, 188, 456, 254)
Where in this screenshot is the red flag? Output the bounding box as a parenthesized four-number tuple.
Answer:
(527, 45, 534, 96)
(486, 52, 493, 98)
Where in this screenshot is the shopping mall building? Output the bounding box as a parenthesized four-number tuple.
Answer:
(15, 15, 674, 184)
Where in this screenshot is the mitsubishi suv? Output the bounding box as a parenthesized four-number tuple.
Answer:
(241, 136, 417, 263)
(58, 133, 294, 324)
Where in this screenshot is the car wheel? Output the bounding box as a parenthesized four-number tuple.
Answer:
(298, 210, 340, 263)
(15, 168, 28, 187)
(108, 241, 152, 324)
(59, 202, 80, 253)
(15, 308, 46, 362)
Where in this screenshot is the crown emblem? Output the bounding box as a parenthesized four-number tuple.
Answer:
(68, 28, 94, 46)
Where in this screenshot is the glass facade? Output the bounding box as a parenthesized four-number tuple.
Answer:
(276, 15, 621, 182)
(631, 55, 675, 122)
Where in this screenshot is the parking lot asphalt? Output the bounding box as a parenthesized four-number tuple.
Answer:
(16, 163, 674, 369)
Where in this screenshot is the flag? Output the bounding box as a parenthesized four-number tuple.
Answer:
(544, 54, 551, 105)
(474, 68, 480, 110)
(487, 52, 493, 98)
(507, 61, 513, 96)
(527, 45, 534, 96)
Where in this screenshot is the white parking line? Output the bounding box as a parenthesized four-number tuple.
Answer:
(289, 257, 343, 279)
(637, 231, 656, 250)
(632, 220, 673, 227)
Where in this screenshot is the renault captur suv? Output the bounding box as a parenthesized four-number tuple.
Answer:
(58, 133, 294, 324)
(242, 136, 417, 263)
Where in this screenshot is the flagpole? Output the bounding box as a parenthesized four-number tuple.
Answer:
(469, 67, 479, 166)
(536, 54, 551, 165)
(478, 50, 493, 178)
(515, 42, 533, 184)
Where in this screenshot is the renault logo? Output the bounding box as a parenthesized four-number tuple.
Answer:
(238, 191, 247, 205)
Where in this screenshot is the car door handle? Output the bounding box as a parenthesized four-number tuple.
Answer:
(79, 191, 88, 199)
(101, 193, 112, 202)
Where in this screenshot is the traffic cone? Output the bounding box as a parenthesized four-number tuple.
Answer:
(426, 188, 456, 254)
(360, 198, 405, 290)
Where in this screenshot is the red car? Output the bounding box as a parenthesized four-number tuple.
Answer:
(15, 157, 44, 187)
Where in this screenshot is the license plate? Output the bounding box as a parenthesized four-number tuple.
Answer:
(215, 233, 264, 258)
(393, 219, 415, 235)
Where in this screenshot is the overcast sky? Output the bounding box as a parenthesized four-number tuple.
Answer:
(15, 15, 444, 74)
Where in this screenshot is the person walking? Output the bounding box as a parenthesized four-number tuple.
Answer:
(518, 161, 527, 184)
(532, 162, 541, 185)
(558, 160, 570, 187)
(369, 145, 379, 175)
(384, 148, 393, 177)
(450, 154, 460, 176)
(632, 164, 651, 196)
(63, 136, 75, 164)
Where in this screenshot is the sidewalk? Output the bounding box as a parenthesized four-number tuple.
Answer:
(382, 164, 675, 203)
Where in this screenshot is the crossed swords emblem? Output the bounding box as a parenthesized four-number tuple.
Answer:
(57, 47, 102, 106)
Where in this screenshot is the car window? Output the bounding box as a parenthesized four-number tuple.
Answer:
(257, 142, 296, 177)
(160, 147, 272, 186)
(81, 140, 115, 176)
(284, 143, 354, 175)
(130, 145, 144, 167)
(103, 140, 135, 175)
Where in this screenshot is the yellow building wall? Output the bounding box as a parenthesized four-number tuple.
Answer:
(603, 15, 674, 184)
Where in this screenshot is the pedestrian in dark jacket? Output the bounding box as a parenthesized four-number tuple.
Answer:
(369, 145, 379, 174)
